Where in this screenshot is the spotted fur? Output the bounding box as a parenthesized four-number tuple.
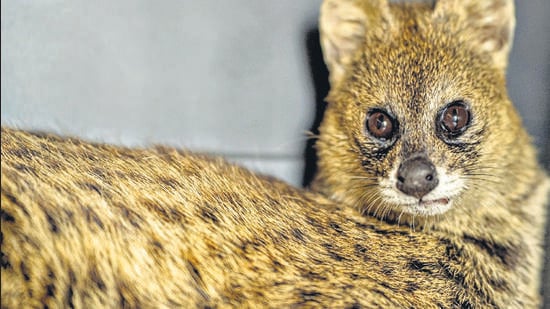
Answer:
(2, 0, 549, 307)
(314, 0, 549, 307)
(0, 128, 487, 307)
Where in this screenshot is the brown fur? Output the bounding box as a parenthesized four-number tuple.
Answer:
(314, 0, 549, 307)
(0, 128, 503, 308)
(1, 0, 549, 308)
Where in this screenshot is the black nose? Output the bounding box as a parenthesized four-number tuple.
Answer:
(396, 154, 438, 199)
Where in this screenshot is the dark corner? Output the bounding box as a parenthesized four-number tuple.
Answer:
(302, 26, 330, 188)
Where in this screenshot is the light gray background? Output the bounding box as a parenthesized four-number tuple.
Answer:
(2, 0, 549, 302)
(2, 0, 324, 185)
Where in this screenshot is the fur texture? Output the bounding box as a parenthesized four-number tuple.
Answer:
(314, 0, 549, 306)
(2, 0, 549, 308)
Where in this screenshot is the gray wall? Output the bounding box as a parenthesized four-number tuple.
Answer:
(2, 0, 549, 302)
(1, 0, 324, 185)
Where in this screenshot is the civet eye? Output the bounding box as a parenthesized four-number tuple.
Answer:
(366, 109, 396, 141)
(437, 101, 471, 138)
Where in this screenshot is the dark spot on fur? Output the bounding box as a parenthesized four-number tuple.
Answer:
(372, 227, 409, 236)
(46, 283, 56, 297)
(170, 208, 185, 222)
(1, 209, 15, 222)
(240, 240, 250, 252)
(371, 288, 389, 299)
(353, 220, 371, 229)
(408, 259, 434, 274)
(459, 299, 473, 309)
(354, 244, 368, 257)
(305, 215, 325, 232)
(438, 261, 466, 289)
(46, 159, 65, 171)
(13, 163, 36, 174)
(142, 199, 184, 223)
(153, 203, 169, 219)
(288, 228, 304, 243)
(45, 210, 59, 233)
(90, 265, 106, 291)
(1, 251, 11, 269)
(201, 207, 219, 224)
(274, 230, 290, 244)
(66, 285, 74, 309)
(299, 290, 322, 301)
(322, 243, 346, 262)
(441, 239, 463, 261)
(252, 236, 267, 247)
(65, 269, 76, 308)
(62, 208, 75, 224)
(352, 219, 409, 236)
(350, 273, 359, 280)
(310, 257, 324, 265)
(149, 240, 164, 260)
(151, 240, 164, 251)
(462, 234, 520, 268)
(118, 206, 143, 228)
(117, 281, 142, 308)
(186, 260, 210, 301)
(379, 281, 394, 291)
(187, 261, 202, 281)
(160, 177, 180, 190)
(406, 281, 419, 293)
(381, 265, 394, 275)
(3, 192, 30, 217)
(272, 260, 283, 272)
(44, 273, 57, 301)
(329, 221, 344, 235)
(20, 262, 30, 281)
(9, 147, 40, 160)
(346, 303, 362, 309)
(118, 286, 129, 308)
(81, 182, 102, 195)
(81, 205, 104, 229)
(408, 23, 419, 33)
(303, 270, 327, 281)
(83, 152, 98, 162)
(91, 167, 108, 179)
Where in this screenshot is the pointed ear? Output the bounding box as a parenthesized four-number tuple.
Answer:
(433, 0, 515, 71)
(319, 0, 393, 86)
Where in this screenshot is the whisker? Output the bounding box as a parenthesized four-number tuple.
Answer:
(348, 176, 379, 181)
(397, 209, 406, 227)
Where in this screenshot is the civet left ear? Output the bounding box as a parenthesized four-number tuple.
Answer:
(433, 0, 515, 71)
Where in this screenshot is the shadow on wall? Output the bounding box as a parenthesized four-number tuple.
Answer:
(544, 56, 550, 308)
(545, 109, 550, 170)
(302, 27, 329, 188)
